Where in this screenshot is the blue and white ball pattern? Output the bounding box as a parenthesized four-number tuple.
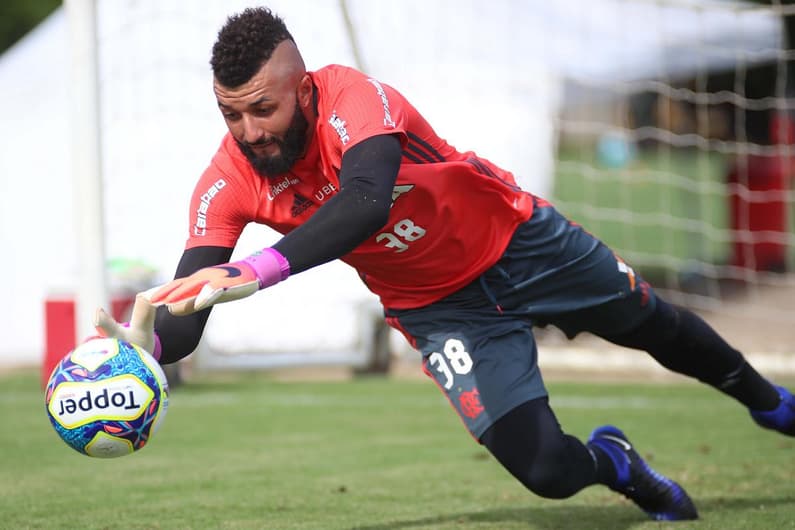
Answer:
(45, 337, 169, 458)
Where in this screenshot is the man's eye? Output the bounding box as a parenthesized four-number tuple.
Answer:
(256, 108, 274, 116)
(223, 112, 240, 120)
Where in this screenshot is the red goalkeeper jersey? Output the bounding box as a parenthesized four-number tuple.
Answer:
(185, 64, 535, 309)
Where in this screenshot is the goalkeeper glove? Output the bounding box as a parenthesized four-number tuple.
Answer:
(93, 293, 161, 358)
(148, 247, 290, 316)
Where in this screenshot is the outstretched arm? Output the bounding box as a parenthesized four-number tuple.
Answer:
(150, 133, 402, 315)
(96, 134, 402, 362)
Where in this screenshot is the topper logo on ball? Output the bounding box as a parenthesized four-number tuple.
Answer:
(48, 375, 155, 429)
(57, 387, 142, 415)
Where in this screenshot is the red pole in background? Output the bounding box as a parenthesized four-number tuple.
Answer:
(727, 113, 793, 273)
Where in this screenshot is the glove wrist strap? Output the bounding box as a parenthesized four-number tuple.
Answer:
(242, 247, 291, 289)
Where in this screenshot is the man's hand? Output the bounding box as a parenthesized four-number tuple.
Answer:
(94, 293, 159, 356)
(147, 248, 291, 316)
(147, 261, 259, 316)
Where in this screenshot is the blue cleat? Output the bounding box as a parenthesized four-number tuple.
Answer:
(750, 385, 795, 436)
(587, 425, 698, 521)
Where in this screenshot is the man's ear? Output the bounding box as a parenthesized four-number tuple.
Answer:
(297, 74, 313, 109)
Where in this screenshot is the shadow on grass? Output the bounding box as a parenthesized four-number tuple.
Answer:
(350, 495, 795, 530)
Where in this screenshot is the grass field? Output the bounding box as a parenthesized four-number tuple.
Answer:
(2, 369, 794, 530)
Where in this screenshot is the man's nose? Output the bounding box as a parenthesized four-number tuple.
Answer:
(241, 115, 264, 144)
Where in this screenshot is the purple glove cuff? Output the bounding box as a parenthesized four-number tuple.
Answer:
(120, 322, 162, 361)
(242, 247, 291, 289)
(152, 332, 162, 361)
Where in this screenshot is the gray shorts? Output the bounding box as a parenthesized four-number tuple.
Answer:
(385, 202, 656, 439)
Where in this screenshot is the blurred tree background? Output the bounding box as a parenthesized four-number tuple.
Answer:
(0, 0, 60, 54)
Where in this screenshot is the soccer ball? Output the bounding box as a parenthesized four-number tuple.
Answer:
(44, 337, 169, 458)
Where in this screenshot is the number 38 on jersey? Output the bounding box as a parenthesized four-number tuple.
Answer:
(375, 184, 426, 253)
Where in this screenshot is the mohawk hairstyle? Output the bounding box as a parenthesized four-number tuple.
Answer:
(210, 7, 294, 88)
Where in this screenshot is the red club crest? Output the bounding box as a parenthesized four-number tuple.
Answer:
(459, 388, 484, 419)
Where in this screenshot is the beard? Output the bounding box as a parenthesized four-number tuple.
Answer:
(236, 103, 309, 179)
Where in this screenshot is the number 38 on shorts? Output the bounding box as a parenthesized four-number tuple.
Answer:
(426, 338, 473, 390)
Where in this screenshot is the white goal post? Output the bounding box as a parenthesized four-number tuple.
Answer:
(66, 0, 109, 342)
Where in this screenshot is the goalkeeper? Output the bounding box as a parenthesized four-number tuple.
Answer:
(95, 6, 794, 522)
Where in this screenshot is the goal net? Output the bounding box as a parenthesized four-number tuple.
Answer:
(549, 0, 795, 367)
(70, 0, 793, 373)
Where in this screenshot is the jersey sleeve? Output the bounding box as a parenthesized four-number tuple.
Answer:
(185, 139, 261, 250)
(324, 75, 409, 157)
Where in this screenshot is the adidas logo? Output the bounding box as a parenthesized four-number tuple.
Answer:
(291, 193, 312, 217)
